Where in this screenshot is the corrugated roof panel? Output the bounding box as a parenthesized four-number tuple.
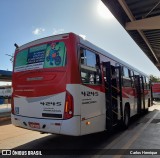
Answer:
(102, 0, 160, 71)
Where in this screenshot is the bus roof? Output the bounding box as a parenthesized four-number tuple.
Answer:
(79, 35, 148, 77)
(152, 82, 160, 84)
(16, 33, 70, 52)
(15, 32, 148, 77)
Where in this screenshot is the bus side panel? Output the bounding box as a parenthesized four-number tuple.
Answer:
(66, 84, 81, 116)
(81, 115, 106, 135)
(59, 83, 106, 136)
(80, 85, 106, 135)
(122, 87, 136, 117)
(60, 116, 81, 136)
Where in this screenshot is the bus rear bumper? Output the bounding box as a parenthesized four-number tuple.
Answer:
(11, 114, 81, 136)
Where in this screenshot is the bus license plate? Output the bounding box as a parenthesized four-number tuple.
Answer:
(28, 122, 40, 129)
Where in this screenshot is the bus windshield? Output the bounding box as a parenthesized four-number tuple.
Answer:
(14, 41, 66, 72)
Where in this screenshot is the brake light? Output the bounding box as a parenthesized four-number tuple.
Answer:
(11, 95, 14, 114)
(64, 91, 74, 119)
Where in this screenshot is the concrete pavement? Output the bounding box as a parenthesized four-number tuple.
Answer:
(0, 102, 160, 157)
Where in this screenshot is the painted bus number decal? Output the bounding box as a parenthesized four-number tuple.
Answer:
(81, 91, 98, 97)
(40, 102, 61, 106)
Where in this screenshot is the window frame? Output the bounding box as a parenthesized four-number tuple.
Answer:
(79, 46, 102, 85)
(122, 66, 132, 87)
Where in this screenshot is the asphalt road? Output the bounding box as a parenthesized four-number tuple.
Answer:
(1, 102, 160, 158)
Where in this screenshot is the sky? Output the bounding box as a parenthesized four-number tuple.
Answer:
(0, 0, 160, 85)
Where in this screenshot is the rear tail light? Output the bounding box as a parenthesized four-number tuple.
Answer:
(64, 91, 74, 119)
(11, 95, 14, 114)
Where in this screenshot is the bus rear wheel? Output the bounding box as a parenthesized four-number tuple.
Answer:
(123, 106, 130, 129)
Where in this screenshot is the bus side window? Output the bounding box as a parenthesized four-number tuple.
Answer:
(123, 67, 132, 87)
(130, 70, 135, 87)
(146, 77, 150, 89)
(80, 48, 86, 65)
(80, 48, 101, 85)
(140, 76, 144, 90)
(143, 76, 146, 89)
(121, 66, 124, 85)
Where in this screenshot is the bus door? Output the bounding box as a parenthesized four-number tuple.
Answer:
(140, 76, 145, 111)
(102, 62, 122, 130)
(135, 75, 142, 114)
(115, 65, 123, 123)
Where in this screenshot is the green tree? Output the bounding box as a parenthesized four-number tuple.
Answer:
(150, 75, 160, 82)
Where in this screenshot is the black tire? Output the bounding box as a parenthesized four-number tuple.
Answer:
(123, 106, 130, 129)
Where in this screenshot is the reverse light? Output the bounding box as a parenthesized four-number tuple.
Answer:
(64, 91, 74, 119)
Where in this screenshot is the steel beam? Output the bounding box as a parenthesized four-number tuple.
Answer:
(126, 16, 160, 30)
(117, 0, 159, 63)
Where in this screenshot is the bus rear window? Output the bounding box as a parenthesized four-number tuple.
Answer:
(14, 42, 66, 72)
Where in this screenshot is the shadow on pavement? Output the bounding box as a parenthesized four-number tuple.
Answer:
(0, 118, 11, 126)
(12, 112, 152, 157)
(2, 109, 159, 157)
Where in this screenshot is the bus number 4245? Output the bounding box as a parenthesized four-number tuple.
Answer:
(81, 91, 99, 97)
(40, 102, 61, 106)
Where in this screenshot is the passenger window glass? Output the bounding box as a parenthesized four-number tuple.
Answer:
(123, 67, 131, 87)
(85, 50, 96, 68)
(134, 71, 139, 76)
(143, 76, 146, 89)
(80, 48, 101, 85)
(130, 70, 135, 87)
(146, 77, 150, 89)
(123, 67, 129, 78)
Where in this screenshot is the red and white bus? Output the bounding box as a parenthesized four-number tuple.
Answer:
(152, 82, 160, 100)
(11, 33, 151, 136)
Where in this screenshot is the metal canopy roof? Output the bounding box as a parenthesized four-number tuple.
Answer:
(0, 70, 12, 82)
(102, 0, 160, 71)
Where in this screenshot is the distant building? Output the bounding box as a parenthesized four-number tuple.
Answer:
(0, 85, 11, 104)
(0, 70, 12, 82)
(0, 85, 11, 97)
(0, 70, 12, 104)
